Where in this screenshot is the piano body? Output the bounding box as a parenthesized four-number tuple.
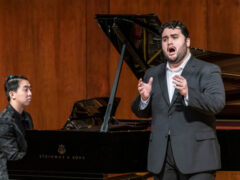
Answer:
(7, 14, 240, 179)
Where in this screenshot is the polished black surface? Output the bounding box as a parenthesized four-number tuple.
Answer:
(217, 130, 240, 171)
(63, 97, 121, 130)
(8, 129, 150, 179)
(96, 14, 162, 78)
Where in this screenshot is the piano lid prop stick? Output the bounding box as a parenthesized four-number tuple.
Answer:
(100, 44, 126, 132)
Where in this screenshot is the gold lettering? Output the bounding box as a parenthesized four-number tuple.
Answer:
(38, 154, 86, 160)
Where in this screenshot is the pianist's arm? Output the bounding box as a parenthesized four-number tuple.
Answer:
(0, 121, 26, 161)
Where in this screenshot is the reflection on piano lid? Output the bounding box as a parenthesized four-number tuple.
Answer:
(96, 14, 163, 78)
(62, 97, 151, 131)
(95, 14, 240, 119)
(63, 97, 120, 130)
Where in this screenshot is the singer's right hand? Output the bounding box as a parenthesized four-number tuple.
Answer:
(138, 77, 153, 101)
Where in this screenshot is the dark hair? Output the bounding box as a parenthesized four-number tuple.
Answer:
(160, 21, 190, 38)
(4, 75, 28, 101)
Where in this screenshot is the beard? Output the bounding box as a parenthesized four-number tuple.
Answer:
(163, 41, 188, 65)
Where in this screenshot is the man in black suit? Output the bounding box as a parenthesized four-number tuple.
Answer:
(132, 21, 225, 180)
(0, 75, 34, 180)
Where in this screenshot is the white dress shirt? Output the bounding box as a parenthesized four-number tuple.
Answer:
(140, 54, 191, 109)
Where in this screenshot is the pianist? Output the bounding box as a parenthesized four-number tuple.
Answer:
(0, 75, 34, 180)
(132, 21, 225, 180)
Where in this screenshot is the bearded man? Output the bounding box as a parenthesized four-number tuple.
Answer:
(132, 21, 225, 180)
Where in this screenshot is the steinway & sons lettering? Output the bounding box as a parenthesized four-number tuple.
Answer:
(39, 154, 86, 160)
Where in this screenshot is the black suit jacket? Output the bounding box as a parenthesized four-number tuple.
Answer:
(0, 104, 34, 179)
(132, 56, 225, 174)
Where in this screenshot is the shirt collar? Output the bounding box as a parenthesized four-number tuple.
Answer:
(166, 53, 191, 72)
(8, 104, 24, 119)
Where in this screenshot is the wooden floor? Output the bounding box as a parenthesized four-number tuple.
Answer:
(108, 171, 240, 180)
(216, 171, 240, 180)
(146, 172, 240, 180)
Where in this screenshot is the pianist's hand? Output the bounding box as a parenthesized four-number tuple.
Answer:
(138, 77, 153, 101)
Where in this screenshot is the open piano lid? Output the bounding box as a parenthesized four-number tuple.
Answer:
(95, 14, 240, 119)
(96, 14, 163, 79)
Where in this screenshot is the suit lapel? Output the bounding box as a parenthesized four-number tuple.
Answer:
(7, 105, 27, 150)
(158, 64, 170, 106)
(169, 56, 196, 108)
(181, 56, 196, 83)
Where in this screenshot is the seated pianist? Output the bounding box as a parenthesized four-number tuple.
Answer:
(0, 75, 34, 180)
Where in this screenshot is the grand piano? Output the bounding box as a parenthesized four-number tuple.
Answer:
(7, 14, 240, 179)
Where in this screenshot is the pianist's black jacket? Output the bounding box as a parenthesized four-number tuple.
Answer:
(0, 104, 33, 180)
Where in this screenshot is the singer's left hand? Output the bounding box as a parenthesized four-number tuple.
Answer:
(172, 75, 188, 97)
